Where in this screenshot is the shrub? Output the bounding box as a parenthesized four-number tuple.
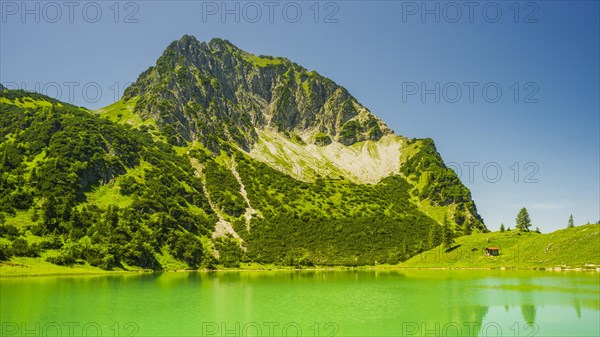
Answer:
(39, 235, 64, 249)
(10, 238, 41, 257)
(0, 224, 21, 239)
(46, 253, 76, 266)
(169, 231, 204, 268)
(0, 243, 13, 261)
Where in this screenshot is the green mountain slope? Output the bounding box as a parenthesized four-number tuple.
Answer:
(1, 36, 487, 273)
(402, 224, 600, 269)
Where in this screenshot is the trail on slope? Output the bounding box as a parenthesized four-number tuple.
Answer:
(189, 158, 243, 245)
(230, 156, 259, 231)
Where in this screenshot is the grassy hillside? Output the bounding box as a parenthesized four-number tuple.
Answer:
(402, 224, 600, 270)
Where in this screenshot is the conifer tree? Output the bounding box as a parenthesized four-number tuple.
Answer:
(567, 214, 574, 228)
(516, 207, 532, 232)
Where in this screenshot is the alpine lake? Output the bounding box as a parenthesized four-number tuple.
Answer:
(1, 270, 598, 337)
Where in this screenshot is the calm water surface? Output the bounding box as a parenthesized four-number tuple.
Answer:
(1, 270, 598, 336)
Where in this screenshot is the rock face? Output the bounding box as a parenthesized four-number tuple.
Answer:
(124, 35, 392, 151)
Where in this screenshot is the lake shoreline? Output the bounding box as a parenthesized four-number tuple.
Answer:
(2, 263, 598, 278)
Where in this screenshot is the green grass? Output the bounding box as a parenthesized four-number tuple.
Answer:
(0, 255, 108, 277)
(23, 150, 46, 171)
(156, 246, 189, 271)
(301, 80, 311, 93)
(0, 260, 422, 277)
(402, 224, 600, 269)
(83, 182, 133, 209)
(0, 96, 57, 109)
(173, 145, 190, 156)
(126, 160, 151, 181)
(241, 53, 284, 67)
(410, 196, 455, 225)
(78, 160, 154, 210)
(3, 210, 33, 229)
(95, 97, 151, 127)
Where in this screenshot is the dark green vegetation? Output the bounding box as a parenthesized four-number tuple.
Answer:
(0, 36, 488, 273)
(235, 158, 439, 265)
(0, 90, 215, 270)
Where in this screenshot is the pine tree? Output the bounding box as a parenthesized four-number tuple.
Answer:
(442, 217, 455, 250)
(516, 207, 532, 232)
(31, 208, 39, 222)
(428, 224, 442, 248)
(42, 196, 59, 232)
(399, 238, 408, 262)
(500, 223, 505, 232)
(567, 214, 574, 228)
(462, 218, 472, 236)
(417, 240, 425, 253)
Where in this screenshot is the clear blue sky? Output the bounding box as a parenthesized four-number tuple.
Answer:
(1, 1, 598, 232)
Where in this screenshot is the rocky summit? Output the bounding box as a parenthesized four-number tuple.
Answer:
(123, 35, 392, 151)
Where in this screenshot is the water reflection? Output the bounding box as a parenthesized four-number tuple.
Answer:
(521, 304, 536, 326)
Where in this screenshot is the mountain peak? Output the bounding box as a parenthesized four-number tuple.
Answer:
(165, 35, 240, 61)
(165, 34, 200, 51)
(208, 37, 238, 49)
(179, 33, 199, 44)
(173, 34, 234, 47)
(123, 36, 392, 151)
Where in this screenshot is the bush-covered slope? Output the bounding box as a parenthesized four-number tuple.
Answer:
(0, 90, 214, 270)
(1, 89, 466, 272)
